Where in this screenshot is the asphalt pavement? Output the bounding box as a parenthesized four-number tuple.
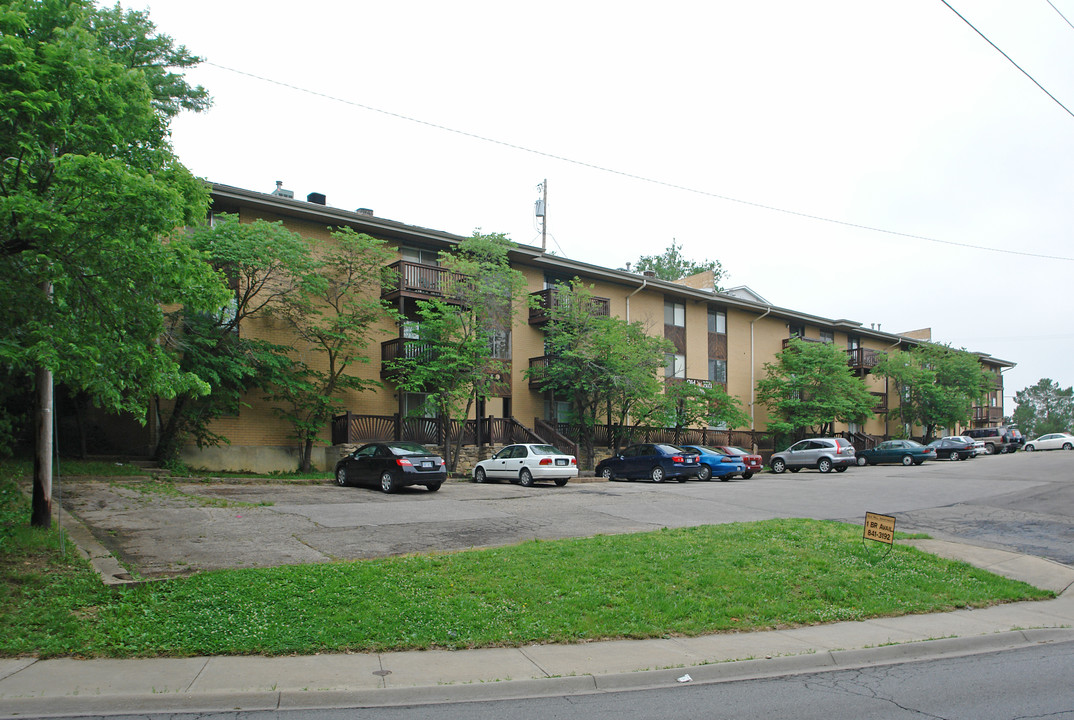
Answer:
(2, 500, 1074, 717)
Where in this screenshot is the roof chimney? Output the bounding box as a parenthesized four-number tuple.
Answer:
(307, 192, 326, 205)
(271, 181, 294, 199)
(643, 270, 656, 278)
(356, 208, 374, 216)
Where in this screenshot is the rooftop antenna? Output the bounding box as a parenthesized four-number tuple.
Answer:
(535, 179, 547, 251)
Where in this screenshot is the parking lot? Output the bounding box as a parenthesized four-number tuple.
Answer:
(58, 450, 1074, 578)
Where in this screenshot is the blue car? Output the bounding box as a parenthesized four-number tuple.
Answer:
(595, 443, 701, 483)
(681, 445, 748, 481)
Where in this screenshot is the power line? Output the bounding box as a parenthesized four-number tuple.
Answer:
(940, 0, 1074, 120)
(1046, 0, 1074, 31)
(205, 61, 1074, 263)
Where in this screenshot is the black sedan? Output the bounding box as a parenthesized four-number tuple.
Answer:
(926, 438, 976, 461)
(856, 439, 936, 466)
(595, 443, 701, 483)
(334, 441, 446, 493)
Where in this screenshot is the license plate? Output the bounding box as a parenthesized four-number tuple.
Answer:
(421, 461, 433, 469)
(555, 459, 567, 466)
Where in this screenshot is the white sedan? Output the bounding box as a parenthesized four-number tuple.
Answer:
(1023, 432, 1074, 452)
(472, 443, 578, 486)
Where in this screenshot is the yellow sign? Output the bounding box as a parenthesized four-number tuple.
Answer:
(863, 512, 896, 545)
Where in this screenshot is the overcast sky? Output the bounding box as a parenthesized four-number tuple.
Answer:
(130, 0, 1074, 413)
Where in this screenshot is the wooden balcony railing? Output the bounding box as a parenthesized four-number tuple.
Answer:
(871, 392, 888, 414)
(848, 347, 882, 371)
(381, 337, 431, 378)
(528, 287, 611, 325)
(973, 406, 1003, 422)
(381, 261, 472, 303)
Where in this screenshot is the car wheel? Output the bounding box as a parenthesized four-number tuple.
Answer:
(426, 482, 442, 492)
(856, 456, 867, 466)
(771, 458, 786, 474)
(519, 468, 534, 487)
(380, 471, 397, 493)
(1064, 443, 1073, 450)
(335, 466, 348, 487)
(818, 458, 833, 473)
(901, 455, 913, 466)
(984, 444, 995, 455)
(1025, 444, 1035, 452)
(554, 477, 568, 486)
(697, 464, 712, 481)
(742, 471, 753, 479)
(474, 466, 487, 483)
(651, 466, 665, 483)
(835, 466, 847, 473)
(600, 467, 614, 480)
(950, 451, 961, 461)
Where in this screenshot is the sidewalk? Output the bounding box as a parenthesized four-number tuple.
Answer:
(2, 540, 1073, 717)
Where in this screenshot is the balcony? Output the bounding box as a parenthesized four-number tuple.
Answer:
(973, 406, 1003, 422)
(847, 347, 882, 372)
(529, 287, 610, 325)
(870, 392, 888, 414)
(381, 261, 472, 304)
(528, 355, 551, 389)
(381, 338, 431, 379)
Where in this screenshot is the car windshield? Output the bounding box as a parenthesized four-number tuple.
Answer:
(655, 444, 685, 454)
(387, 442, 435, 456)
(721, 447, 748, 455)
(691, 446, 725, 455)
(529, 445, 563, 456)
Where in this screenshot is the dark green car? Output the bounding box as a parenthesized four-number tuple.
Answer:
(855, 439, 937, 467)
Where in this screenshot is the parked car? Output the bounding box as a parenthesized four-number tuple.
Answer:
(769, 438, 856, 474)
(962, 427, 1020, 455)
(681, 445, 748, 481)
(925, 438, 976, 461)
(1023, 432, 1074, 452)
(708, 445, 763, 479)
(335, 441, 446, 493)
(595, 443, 701, 482)
(856, 439, 936, 466)
(472, 443, 578, 486)
(942, 436, 983, 457)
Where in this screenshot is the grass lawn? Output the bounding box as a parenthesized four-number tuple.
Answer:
(0, 462, 1053, 658)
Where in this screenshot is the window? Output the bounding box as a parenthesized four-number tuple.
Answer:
(403, 393, 437, 418)
(820, 330, 834, 344)
(847, 336, 861, 350)
(789, 324, 805, 338)
(401, 246, 439, 266)
(546, 399, 571, 423)
(664, 300, 685, 327)
(665, 353, 686, 378)
(707, 308, 726, 334)
(708, 358, 727, 384)
(487, 328, 511, 359)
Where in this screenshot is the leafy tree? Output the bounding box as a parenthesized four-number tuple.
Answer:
(267, 228, 396, 472)
(527, 281, 673, 467)
(0, 0, 225, 525)
(873, 343, 992, 443)
(154, 215, 314, 464)
(629, 239, 725, 290)
(389, 232, 528, 472)
(1011, 378, 1074, 437)
(756, 339, 875, 438)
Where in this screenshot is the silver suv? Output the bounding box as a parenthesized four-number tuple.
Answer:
(770, 438, 856, 474)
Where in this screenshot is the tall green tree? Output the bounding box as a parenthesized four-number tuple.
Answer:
(154, 215, 314, 464)
(267, 228, 395, 471)
(629, 239, 725, 290)
(756, 339, 875, 438)
(643, 380, 750, 444)
(874, 343, 992, 443)
(527, 281, 673, 467)
(0, 0, 225, 525)
(1011, 378, 1074, 437)
(389, 232, 528, 472)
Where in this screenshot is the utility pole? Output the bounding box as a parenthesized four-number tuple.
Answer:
(536, 179, 547, 251)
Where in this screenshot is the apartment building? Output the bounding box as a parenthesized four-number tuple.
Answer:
(161, 183, 1014, 472)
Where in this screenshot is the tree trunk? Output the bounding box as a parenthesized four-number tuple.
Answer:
(153, 393, 189, 463)
(301, 437, 313, 472)
(31, 363, 53, 528)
